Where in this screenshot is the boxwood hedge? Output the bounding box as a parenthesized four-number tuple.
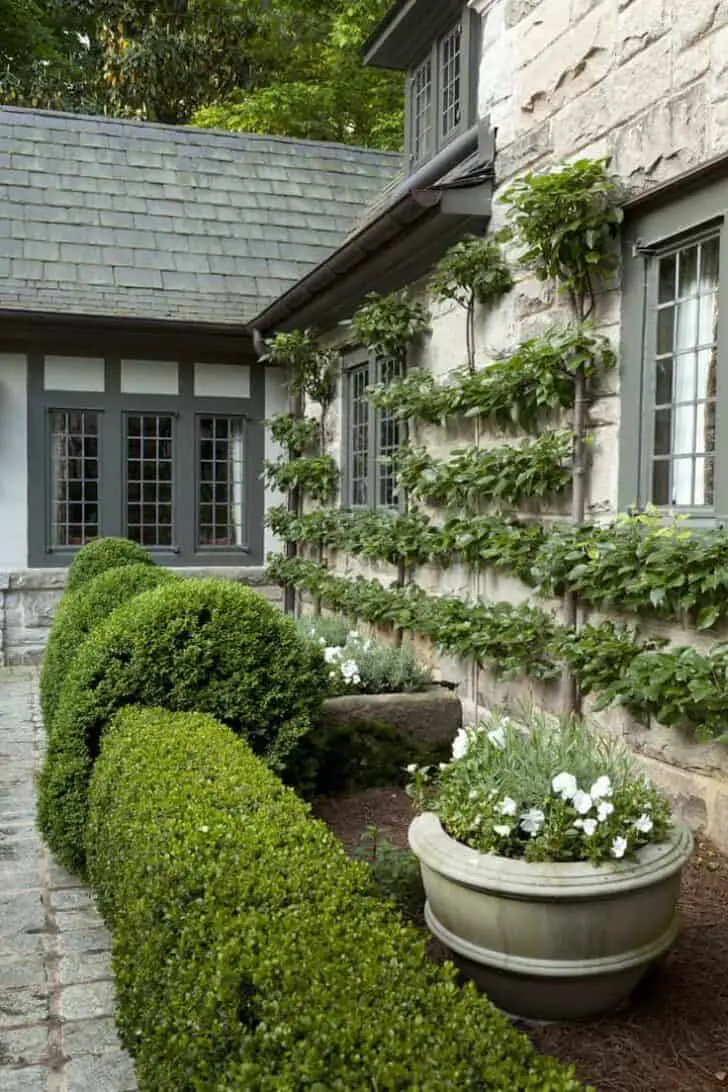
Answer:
(38, 578, 329, 872)
(40, 563, 176, 733)
(86, 707, 584, 1092)
(65, 537, 153, 593)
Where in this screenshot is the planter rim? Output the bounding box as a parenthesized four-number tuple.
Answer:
(322, 684, 452, 705)
(409, 812, 694, 899)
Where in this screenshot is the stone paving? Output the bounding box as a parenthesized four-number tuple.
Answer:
(0, 668, 137, 1091)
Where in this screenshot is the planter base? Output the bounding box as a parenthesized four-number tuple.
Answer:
(426, 901, 680, 1021)
(410, 813, 693, 1022)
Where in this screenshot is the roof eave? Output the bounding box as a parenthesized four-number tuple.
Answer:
(252, 122, 494, 335)
(362, 0, 466, 70)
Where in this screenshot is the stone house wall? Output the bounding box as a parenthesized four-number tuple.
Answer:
(0, 569, 282, 666)
(312, 0, 728, 850)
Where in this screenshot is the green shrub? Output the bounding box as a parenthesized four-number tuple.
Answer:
(40, 563, 176, 733)
(86, 707, 584, 1092)
(354, 827, 425, 922)
(38, 578, 328, 872)
(65, 537, 153, 593)
(294, 717, 450, 796)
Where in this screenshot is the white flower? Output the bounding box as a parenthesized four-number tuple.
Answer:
(199, 825, 209, 833)
(318, 636, 327, 646)
(468, 789, 478, 800)
(581, 818, 598, 837)
(634, 813, 653, 834)
(487, 725, 506, 749)
(590, 775, 613, 800)
(552, 772, 578, 800)
(520, 808, 545, 836)
(573, 790, 593, 815)
(406, 764, 418, 774)
(452, 728, 470, 760)
(611, 836, 628, 859)
(597, 801, 614, 822)
(340, 660, 361, 685)
(323, 646, 341, 664)
(499, 796, 518, 817)
(493, 824, 512, 837)
(439, 762, 448, 770)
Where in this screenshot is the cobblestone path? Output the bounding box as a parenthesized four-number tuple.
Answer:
(0, 668, 137, 1092)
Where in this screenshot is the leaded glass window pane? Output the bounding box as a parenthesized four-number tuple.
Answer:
(376, 357, 404, 509)
(350, 364, 370, 507)
(49, 410, 99, 547)
(651, 234, 719, 508)
(198, 416, 244, 547)
(440, 22, 462, 140)
(411, 56, 433, 163)
(126, 414, 174, 547)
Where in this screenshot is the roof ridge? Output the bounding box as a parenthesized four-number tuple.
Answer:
(0, 105, 402, 160)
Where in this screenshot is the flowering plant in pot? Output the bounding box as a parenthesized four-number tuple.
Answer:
(407, 711, 693, 1021)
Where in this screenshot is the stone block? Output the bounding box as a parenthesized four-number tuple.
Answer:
(0, 1067, 49, 1091)
(617, 0, 669, 64)
(552, 35, 673, 156)
(63, 1051, 137, 1092)
(59, 980, 115, 1021)
(59, 952, 113, 986)
(514, 0, 572, 66)
(322, 686, 461, 747)
(0, 1022, 49, 1066)
(497, 121, 552, 180)
(57, 926, 112, 956)
(0, 986, 49, 1028)
(677, 0, 728, 50)
(612, 83, 708, 186)
(62, 1017, 124, 1057)
(504, 0, 542, 28)
(9, 572, 66, 592)
(514, 2, 616, 128)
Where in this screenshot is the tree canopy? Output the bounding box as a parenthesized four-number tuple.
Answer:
(0, 0, 404, 150)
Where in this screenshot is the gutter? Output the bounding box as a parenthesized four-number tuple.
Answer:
(252, 123, 489, 336)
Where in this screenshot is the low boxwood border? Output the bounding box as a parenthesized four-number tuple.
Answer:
(86, 707, 584, 1091)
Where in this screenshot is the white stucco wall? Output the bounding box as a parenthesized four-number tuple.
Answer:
(0, 354, 28, 569)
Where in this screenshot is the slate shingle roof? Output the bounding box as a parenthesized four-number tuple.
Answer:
(0, 106, 401, 327)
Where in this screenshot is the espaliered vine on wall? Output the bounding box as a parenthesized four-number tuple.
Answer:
(265, 162, 728, 743)
(263, 329, 338, 613)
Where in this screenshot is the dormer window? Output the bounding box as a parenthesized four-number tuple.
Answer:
(440, 22, 463, 141)
(363, 1, 480, 172)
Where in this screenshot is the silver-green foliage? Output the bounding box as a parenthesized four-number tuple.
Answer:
(409, 710, 671, 864)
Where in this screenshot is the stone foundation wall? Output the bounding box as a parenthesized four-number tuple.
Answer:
(0, 568, 282, 666)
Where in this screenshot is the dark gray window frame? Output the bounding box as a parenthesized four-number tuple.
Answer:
(28, 354, 265, 567)
(341, 348, 405, 513)
(620, 178, 728, 526)
(405, 7, 480, 172)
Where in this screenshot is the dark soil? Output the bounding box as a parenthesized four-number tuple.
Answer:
(313, 785, 728, 1092)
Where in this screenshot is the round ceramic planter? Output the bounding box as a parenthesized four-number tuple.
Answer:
(409, 812, 693, 1021)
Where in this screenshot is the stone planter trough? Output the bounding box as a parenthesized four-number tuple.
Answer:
(409, 812, 693, 1021)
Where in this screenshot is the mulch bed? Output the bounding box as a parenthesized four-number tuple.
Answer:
(313, 785, 728, 1092)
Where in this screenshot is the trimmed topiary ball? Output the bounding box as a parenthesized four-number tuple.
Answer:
(65, 537, 153, 594)
(40, 563, 177, 734)
(38, 578, 329, 872)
